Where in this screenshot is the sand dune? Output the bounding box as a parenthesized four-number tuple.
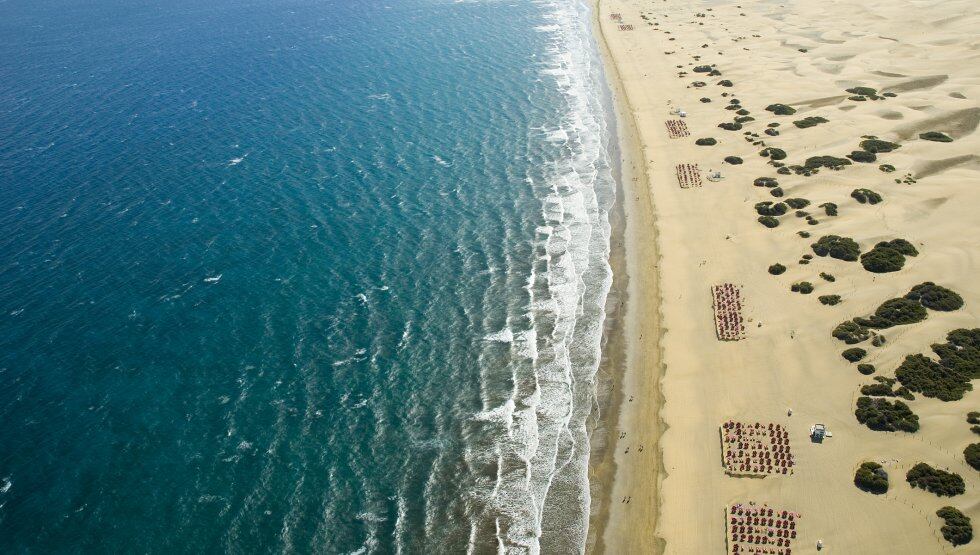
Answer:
(590, 0, 980, 553)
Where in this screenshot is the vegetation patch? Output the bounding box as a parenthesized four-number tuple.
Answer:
(852, 298, 927, 329)
(965, 444, 980, 471)
(695, 137, 717, 146)
(755, 201, 788, 216)
(758, 216, 779, 228)
(819, 202, 838, 216)
(860, 240, 918, 273)
(968, 412, 980, 425)
(905, 282, 964, 311)
(846, 86, 878, 97)
(906, 463, 965, 497)
(819, 295, 841, 306)
(833, 321, 870, 344)
(803, 155, 851, 171)
(860, 139, 900, 153)
(719, 122, 742, 131)
(770, 187, 783, 197)
(854, 461, 889, 494)
(760, 147, 786, 160)
(843, 347, 867, 362)
(851, 188, 882, 204)
(754, 177, 779, 188)
(793, 116, 828, 129)
(855, 396, 919, 432)
(895, 328, 980, 401)
(937, 507, 973, 547)
(879, 164, 896, 173)
(858, 363, 876, 375)
(765, 103, 796, 115)
(861, 376, 914, 400)
(920, 131, 953, 142)
(724, 156, 743, 165)
(784, 198, 809, 209)
(768, 263, 786, 275)
(791, 282, 814, 294)
(811, 235, 861, 261)
(847, 150, 876, 163)
(819, 272, 835, 282)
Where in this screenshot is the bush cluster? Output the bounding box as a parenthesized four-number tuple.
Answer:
(854, 461, 888, 494)
(811, 235, 861, 261)
(819, 272, 835, 282)
(905, 282, 964, 311)
(758, 216, 779, 228)
(791, 282, 814, 294)
(965, 443, 980, 471)
(851, 188, 883, 204)
(852, 298, 927, 329)
(770, 187, 783, 197)
(895, 328, 980, 401)
(833, 321, 871, 344)
(858, 363, 876, 375)
(768, 263, 786, 275)
(793, 116, 828, 129)
(860, 240, 918, 273)
(760, 147, 786, 160)
(937, 506, 973, 546)
(765, 103, 796, 115)
(920, 131, 953, 142)
(803, 155, 851, 170)
(879, 164, 896, 173)
(906, 463, 965, 496)
(755, 201, 788, 216)
(855, 396, 919, 432)
(846, 86, 878, 97)
(819, 202, 838, 216)
(847, 150, 876, 163)
(842, 347, 867, 362)
(860, 376, 914, 400)
(724, 156, 743, 165)
(754, 177, 778, 188)
(785, 198, 810, 209)
(859, 139, 900, 153)
(819, 295, 842, 306)
(718, 122, 742, 131)
(968, 412, 980, 425)
(695, 137, 717, 146)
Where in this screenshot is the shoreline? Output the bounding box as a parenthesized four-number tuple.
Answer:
(585, 0, 667, 552)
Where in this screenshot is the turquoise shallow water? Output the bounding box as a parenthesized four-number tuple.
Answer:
(0, 0, 616, 551)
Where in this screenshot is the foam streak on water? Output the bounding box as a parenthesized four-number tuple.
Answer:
(467, 1, 616, 552)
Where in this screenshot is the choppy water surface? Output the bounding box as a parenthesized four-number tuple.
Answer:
(0, 0, 616, 551)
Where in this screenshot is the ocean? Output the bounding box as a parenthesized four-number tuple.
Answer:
(0, 0, 617, 552)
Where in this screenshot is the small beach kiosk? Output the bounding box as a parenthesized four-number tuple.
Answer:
(810, 423, 826, 443)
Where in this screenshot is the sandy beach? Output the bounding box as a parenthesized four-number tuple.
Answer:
(590, 0, 980, 553)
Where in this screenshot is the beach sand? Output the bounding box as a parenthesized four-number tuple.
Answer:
(590, 0, 980, 553)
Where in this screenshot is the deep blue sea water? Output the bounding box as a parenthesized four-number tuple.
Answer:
(0, 0, 616, 552)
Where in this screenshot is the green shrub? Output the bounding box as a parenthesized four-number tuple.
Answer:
(765, 103, 796, 115)
(906, 463, 964, 496)
(968, 411, 980, 425)
(695, 137, 717, 146)
(861, 245, 907, 273)
(895, 328, 980, 401)
(879, 164, 896, 173)
(811, 235, 861, 261)
(753, 177, 778, 187)
(803, 155, 851, 170)
(937, 506, 973, 546)
(784, 198, 809, 209)
(920, 131, 953, 142)
(847, 150, 876, 163)
(851, 188, 883, 204)
(879, 238, 918, 256)
(860, 139, 900, 153)
(846, 86, 878, 96)
(905, 282, 964, 311)
(853, 298, 928, 329)
(768, 263, 786, 275)
(755, 201, 788, 216)
(725, 156, 743, 165)
(854, 462, 889, 494)
(798, 231, 811, 238)
(965, 443, 980, 471)
(858, 363, 876, 375)
(791, 281, 814, 294)
(718, 122, 742, 131)
(758, 216, 779, 228)
(718, 80, 733, 87)
(819, 202, 838, 216)
(819, 295, 841, 306)
(693, 65, 713, 73)
(855, 397, 919, 432)
(777, 167, 791, 175)
(770, 187, 783, 197)
(793, 116, 829, 129)
(974, 426, 980, 435)
(765, 128, 779, 137)
(833, 321, 870, 344)
(843, 347, 867, 362)
(819, 272, 835, 282)
(760, 147, 786, 160)
(736, 108, 749, 116)
(734, 115, 754, 124)
(861, 377, 914, 400)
